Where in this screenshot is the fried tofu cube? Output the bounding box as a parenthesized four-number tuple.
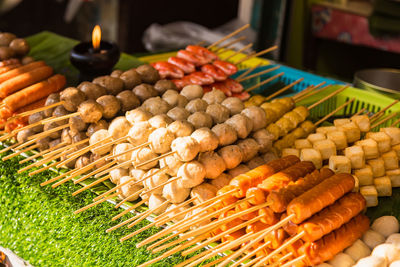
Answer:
(300, 148, 322, 169)
(366, 131, 391, 153)
(281, 148, 300, 158)
(393, 144, 400, 158)
(316, 126, 337, 135)
(373, 176, 392, 196)
(345, 146, 365, 169)
(353, 165, 373, 186)
(381, 150, 399, 170)
(352, 175, 359, 192)
(380, 127, 400, 145)
(294, 139, 312, 149)
(355, 139, 379, 159)
(360, 185, 378, 207)
(313, 139, 337, 160)
(351, 115, 371, 132)
(338, 122, 361, 143)
(386, 169, 400, 187)
(368, 158, 385, 177)
(327, 131, 348, 150)
(307, 133, 326, 144)
(329, 156, 351, 173)
(334, 118, 351, 127)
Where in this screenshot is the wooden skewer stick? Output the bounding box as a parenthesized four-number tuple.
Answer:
(134, 150, 175, 169)
(5, 138, 35, 152)
(265, 78, 304, 101)
(295, 84, 333, 103)
(105, 141, 150, 161)
(245, 72, 284, 92)
(201, 255, 227, 267)
(237, 65, 280, 82)
(279, 251, 294, 263)
(94, 160, 131, 178)
(73, 160, 116, 184)
(207, 24, 250, 49)
(173, 242, 227, 267)
(213, 36, 246, 53)
(0, 132, 14, 142)
(307, 85, 349, 110)
(280, 254, 307, 267)
(315, 98, 356, 127)
(224, 43, 253, 61)
(31, 161, 59, 177)
(370, 99, 399, 122)
(71, 174, 111, 196)
(8, 101, 65, 122)
(125, 201, 170, 230)
(27, 124, 69, 141)
(0, 141, 24, 154)
(292, 81, 326, 101)
(391, 117, 400, 127)
(114, 188, 145, 209)
(140, 176, 180, 196)
(19, 141, 67, 165)
(40, 112, 78, 125)
(74, 192, 119, 214)
(236, 45, 279, 64)
(41, 168, 76, 187)
(235, 241, 272, 267)
(154, 197, 196, 222)
(66, 154, 108, 179)
(90, 135, 128, 154)
(112, 199, 147, 221)
(353, 107, 367, 116)
(371, 112, 398, 129)
(235, 62, 263, 81)
(2, 142, 39, 161)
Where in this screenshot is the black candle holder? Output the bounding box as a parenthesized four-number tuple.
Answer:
(70, 41, 120, 82)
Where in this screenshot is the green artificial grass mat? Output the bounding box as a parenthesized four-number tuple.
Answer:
(0, 149, 214, 267)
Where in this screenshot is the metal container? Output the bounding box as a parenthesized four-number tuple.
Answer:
(354, 68, 400, 98)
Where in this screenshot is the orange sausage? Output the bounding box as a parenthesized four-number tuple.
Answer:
(234, 201, 257, 220)
(246, 187, 266, 205)
(0, 61, 46, 84)
(0, 63, 21, 75)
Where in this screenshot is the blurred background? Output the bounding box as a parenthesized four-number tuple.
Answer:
(1, 0, 399, 82)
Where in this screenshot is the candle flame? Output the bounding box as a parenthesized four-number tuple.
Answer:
(92, 25, 101, 50)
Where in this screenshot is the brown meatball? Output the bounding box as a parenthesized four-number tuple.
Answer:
(92, 76, 124, 95)
(61, 128, 72, 145)
(96, 95, 121, 119)
(21, 56, 34, 65)
(136, 64, 160, 84)
(0, 32, 16, 46)
(43, 122, 62, 139)
(77, 100, 104, 123)
(69, 115, 87, 132)
(78, 82, 107, 100)
(86, 120, 109, 137)
(154, 79, 177, 94)
(60, 153, 77, 169)
(0, 47, 14, 60)
(49, 138, 62, 149)
(132, 84, 158, 102)
(90, 153, 107, 169)
(60, 87, 86, 112)
(110, 69, 123, 78)
(52, 105, 69, 126)
(28, 112, 44, 133)
(44, 93, 60, 117)
(9, 38, 30, 56)
(75, 153, 91, 169)
(72, 131, 88, 150)
(120, 69, 142, 89)
(37, 137, 51, 151)
(116, 90, 140, 112)
(17, 128, 34, 143)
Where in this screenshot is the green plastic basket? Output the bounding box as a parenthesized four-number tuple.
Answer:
(297, 85, 400, 130)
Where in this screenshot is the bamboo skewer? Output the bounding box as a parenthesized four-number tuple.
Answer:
(8, 101, 65, 122)
(224, 43, 253, 61)
(0, 141, 24, 154)
(265, 78, 304, 101)
(68, 155, 108, 179)
(280, 254, 307, 267)
(294, 84, 333, 103)
(40, 112, 78, 124)
(105, 142, 150, 161)
(307, 85, 349, 110)
(2, 142, 39, 161)
(114, 188, 145, 209)
(134, 151, 175, 169)
(26, 124, 69, 142)
(235, 63, 262, 81)
(72, 174, 111, 196)
(370, 99, 399, 122)
(354, 107, 367, 116)
(112, 199, 146, 221)
(236, 45, 279, 64)
(154, 197, 196, 222)
(213, 36, 247, 53)
(31, 161, 59, 177)
(173, 242, 226, 267)
(125, 201, 170, 230)
(3, 138, 35, 154)
(391, 117, 400, 127)
(237, 65, 280, 82)
(207, 24, 250, 49)
(74, 192, 119, 214)
(74, 160, 116, 184)
(235, 241, 272, 267)
(292, 82, 324, 101)
(244, 72, 285, 92)
(315, 98, 356, 126)
(371, 112, 399, 129)
(19, 141, 67, 165)
(140, 176, 180, 196)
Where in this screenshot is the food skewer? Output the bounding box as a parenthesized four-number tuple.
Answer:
(6, 101, 64, 122)
(112, 199, 147, 221)
(264, 78, 304, 101)
(235, 62, 262, 81)
(235, 46, 279, 65)
(370, 112, 398, 129)
(223, 43, 253, 61)
(207, 24, 250, 49)
(236, 65, 280, 83)
(369, 99, 399, 122)
(212, 36, 247, 53)
(71, 174, 111, 196)
(244, 72, 284, 92)
(19, 141, 67, 165)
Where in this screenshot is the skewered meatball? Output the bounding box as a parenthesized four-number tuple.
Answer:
(116, 90, 140, 112)
(187, 111, 213, 129)
(210, 173, 232, 190)
(171, 136, 200, 162)
(86, 120, 108, 137)
(72, 132, 88, 150)
(78, 100, 104, 123)
(75, 153, 91, 169)
(185, 98, 208, 113)
(108, 116, 131, 139)
(221, 97, 245, 115)
(252, 129, 274, 153)
(154, 79, 177, 94)
(37, 137, 51, 151)
(89, 129, 111, 155)
(180, 85, 204, 100)
(212, 123, 238, 146)
(110, 69, 123, 78)
(144, 168, 169, 195)
(162, 90, 188, 107)
(131, 147, 158, 170)
(93, 76, 124, 95)
(163, 180, 190, 204)
(160, 155, 183, 177)
(129, 168, 146, 182)
(206, 103, 230, 124)
(263, 151, 278, 163)
(218, 145, 243, 169)
(148, 127, 175, 154)
(43, 122, 62, 139)
(136, 64, 160, 84)
(17, 128, 34, 143)
(191, 127, 219, 152)
(237, 138, 260, 162)
(119, 69, 142, 89)
(165, 204, 189, 222)
(113, 143, 134, 163)
(178, 161, 206, 188)
(96, 95, 121, 119)
(77, 82, 107, 100)
(110, 168, 128, 184)
(148, 194, 169, 215)
(61, 128, 72, 145)
(60, 87, 86, 112)
(142, 96, 170, 115)
(228, 164, 250, 177)
(28, 112, 44, 133)
(118, 176, 142, 201)
(148, 114, 173, 128)
(90, 153, 107, 169)
(247, 156, 265, 169)
(198, 151, 226, 179)
(125, 108, 152, 125)
(44, 93, 60, 117)
(241, 106, 267, 131)
(225, 114, 253, 139)
(167, 120, 194, 137)
(52, 105, 69, 126)
(0, 33, 16, 46)
(69, 115, 87, 132)
(133, 84, 158, 102)
(127, 121, 153, 146)
(190, 183, 218, 205)
(167, 107, 190, 121)
(202, 88, 226, 104)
